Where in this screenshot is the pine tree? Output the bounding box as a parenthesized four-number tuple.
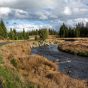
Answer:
(22, 29, 29, 40)
(0, 20, 7, 38)
(8, 28, 13, 39)
(9, 28, 17, 40)
(59, 23, 68, 37)
(75, 28, 80, 37)
(13, 29, 17, 40)
(0, 26, 4, 39)
(22, 28, 26, 39)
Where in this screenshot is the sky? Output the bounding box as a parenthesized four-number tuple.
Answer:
(0, 0, 88, 31)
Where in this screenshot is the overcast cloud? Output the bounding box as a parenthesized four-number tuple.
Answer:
(0, 0, 88, 30)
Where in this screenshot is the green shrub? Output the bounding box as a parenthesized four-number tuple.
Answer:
(10, 59, 17, 68)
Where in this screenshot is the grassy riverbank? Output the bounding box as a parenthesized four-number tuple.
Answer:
(0, 41, 87, 88)
(58, 38, 88, 57)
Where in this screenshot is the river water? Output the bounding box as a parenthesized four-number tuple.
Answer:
(32, 44, 88, 80)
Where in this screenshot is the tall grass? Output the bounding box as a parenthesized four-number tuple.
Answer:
(58, 39, 88, 57)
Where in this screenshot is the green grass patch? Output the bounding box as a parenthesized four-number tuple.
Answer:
(0, 54, 4, 64)
(0, 66, 23, 88)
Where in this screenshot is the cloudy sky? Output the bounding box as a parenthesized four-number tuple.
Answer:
(0, 0, 88, 31)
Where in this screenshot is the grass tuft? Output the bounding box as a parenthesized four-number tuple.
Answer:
(10, 58, 17, 68)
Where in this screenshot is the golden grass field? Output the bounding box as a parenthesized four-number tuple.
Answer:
(0, 40, 87, 88)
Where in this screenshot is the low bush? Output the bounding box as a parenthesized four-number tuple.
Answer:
(10, 58, 17, 68)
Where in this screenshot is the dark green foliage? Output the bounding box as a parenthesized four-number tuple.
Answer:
(38, 29, 49, 41)
(0, 20, 56, 40)
(59, 22, 88, 38)
(8, 28, 18, 40)
(29, 30, 38, 35)
(59, 23, 69, 37)
(0, 20, 7, 38)
(49, 29, 58, 35)
(8, 28, 29, 40)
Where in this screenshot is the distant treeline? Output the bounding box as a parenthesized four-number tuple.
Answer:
(0, 20, 29, 40)
(0, 20, 57, 40)
(0, 19, 88, 40)
(59, 23, 88, 38)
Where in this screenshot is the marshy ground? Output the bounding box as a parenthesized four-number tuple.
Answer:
(58, 38, 88, 57)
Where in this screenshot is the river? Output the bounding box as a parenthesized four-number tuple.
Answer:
(32, 44, 88, 80)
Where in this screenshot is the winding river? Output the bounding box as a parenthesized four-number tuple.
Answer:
(32, 44, 88, 80)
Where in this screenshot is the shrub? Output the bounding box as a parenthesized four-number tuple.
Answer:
(38, 29, 49, 41)
(10, 59, 17, 68)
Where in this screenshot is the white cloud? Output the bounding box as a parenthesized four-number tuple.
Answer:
(15, 9, 29, 18)
(64, 6, 72, 15)
(7, 23, 53, 31)
(0, 7, 11, 18)
(0, 7, 30, 19)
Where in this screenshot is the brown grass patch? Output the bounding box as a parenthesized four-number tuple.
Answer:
(58, 38, 88, 56)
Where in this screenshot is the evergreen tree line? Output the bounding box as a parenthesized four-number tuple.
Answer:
(8, 28, 29, 40)
(8, 28, 49, 40)
(0, 20, 29, 40)
(0, 20, 50, 40)
(49, 29, 58, 35)
(59, 23, 88, 38)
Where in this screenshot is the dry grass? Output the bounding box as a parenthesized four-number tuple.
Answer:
(14, 55, 87, 88)
(0, 41, 87, 88)
(58, 38, 88, 56)
(0, 41, 31, 67)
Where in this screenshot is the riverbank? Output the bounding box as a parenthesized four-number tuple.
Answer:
(0, 41, 59, 88)
(0, 41, 87, 88)
(58, 38, 88, 57)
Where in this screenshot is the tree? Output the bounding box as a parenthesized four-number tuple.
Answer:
(68, 27, 75, 38)
(22, 28, 26, 39)
(75, 23, 81, 37)
(49, 29, 58, 35)
(8, 28, 18, 40)
(38, 29, 49, 41)
(75, 27, 80, 37)
(59, 23, 68, 37)
(0, 20, 7, 38)
(13, 29, 18, 40)
(8, 28, 13, 39)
